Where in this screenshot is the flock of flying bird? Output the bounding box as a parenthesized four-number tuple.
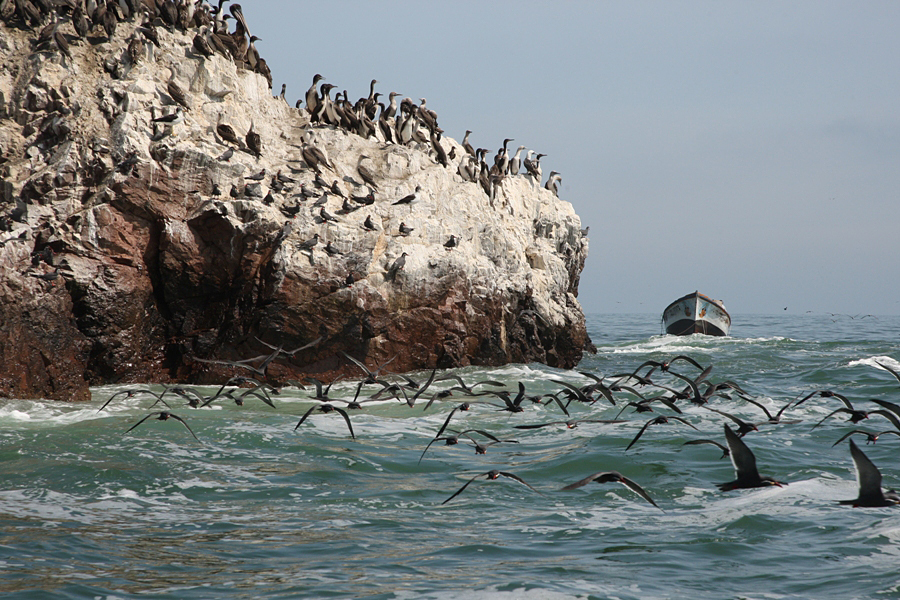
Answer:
(97, 344, 900, 509)
(9, 2, 898, 509)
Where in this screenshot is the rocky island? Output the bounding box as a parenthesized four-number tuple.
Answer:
(0, 1, 590, 402)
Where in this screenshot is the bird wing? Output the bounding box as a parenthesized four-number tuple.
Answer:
(97, 390, 129, 412)
(849, 439, 883, 498)
(561, 471, 610, 491)
(513, 421, 565, 430)
(551, 379, 596, 404)
(669, 416, 699, 431)
(333, 407, 356, 439)
(124, 412, 158, 435)
(167, 413, 200, 441)
(811, 408, 853, 429)
(875, 361, 900, 385)
(625, 418, 658, 451)
(683, 439, 729, 456)
(739, 396, 775, 421)
(868, 399, 900, 422)
(498, 471, 539, 493)
(441, 472, 488, 505)
(668, 355, 706, 371)
(724, 424, 759, 480)
(831, 430, 872, 447)
(293, 404, 320, 430)
(619, 476, 661, 509)
(869, 409, 900, 432)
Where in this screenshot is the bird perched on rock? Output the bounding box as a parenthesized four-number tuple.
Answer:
(152, 107, 185, 127)
(362, 215, 378, 231)
(393, 185, 421, 208)
(297, 233, 319, 252)
(301, 145, 334, 174)
(444, 235, 457, 249)
(398, 222, 413, 236)
(245, 120, 261, 157)
(216, 113, 241, 146)
(357, 156, 379, 190)
(386, 252, 407, 282)
(167, 76, 190, 110)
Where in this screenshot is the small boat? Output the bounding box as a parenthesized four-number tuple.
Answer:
(662, 291, 731, 336)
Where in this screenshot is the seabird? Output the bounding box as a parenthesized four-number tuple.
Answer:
(151, 107, 185, 127)
(125, 411, 199, 441)
(393, 185, 421, 207)
(625, 415, 698, 451)
(561, 471, 660, 509)
(386, 252, 407, 282)
(383, 91, 401, 120)
(397, 222, 413, 236)
(718, 424, 786, 491)
(296, 233, 319, 252)
(245, 120, 261, 157)
(301, 144, 334, 174)
(319, 207, 338, 223)
(441, 470, 538, 505)
(508, 145, 526, 175)
(444, 234, 457, 249)
(167, 74, 190, 110)
(462, 130, 476, 157)
(831, 429, 900, 447)
(544, 171, 562, 196)
(193, 27, 214, 57)
(216, 113, 241, 146)
(839, 439, 900, 507)
(294, 403, 355, 439)
(362, 215, 378, 231)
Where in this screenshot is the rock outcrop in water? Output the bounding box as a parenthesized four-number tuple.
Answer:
(0, 2, 590, 402)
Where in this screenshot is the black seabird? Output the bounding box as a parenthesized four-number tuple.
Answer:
(294, 403, 355, 439)
(444, 235, 457, 249)
(561, 471, 660, 509)
(296, 233, 319, 252)
(216, 113, 241, 146)
(397, 222, 413, 236)
(625, 415, 698, 451)
(125, 411, 199, 441)
(441, 470, 538, 505)
(245, 120, 261, 157)
(839, 439, 900, 507)
(362, 215, 378, 231)
(718, 424, 786, 491)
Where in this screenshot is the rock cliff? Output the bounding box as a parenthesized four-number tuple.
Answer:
(0, 2, 591, 401)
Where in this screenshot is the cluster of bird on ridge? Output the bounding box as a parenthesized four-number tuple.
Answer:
(97, 344, 900, 509)
(2, 0, 581, 291)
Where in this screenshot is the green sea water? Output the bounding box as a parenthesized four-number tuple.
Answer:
(2, 313, 899, 599)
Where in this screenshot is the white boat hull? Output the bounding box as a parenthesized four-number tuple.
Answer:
(662, 292, 731, 336)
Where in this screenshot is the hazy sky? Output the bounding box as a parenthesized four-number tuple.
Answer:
(249, 1, 900, 316)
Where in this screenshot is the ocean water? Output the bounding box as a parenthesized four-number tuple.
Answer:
(2, 313, 900, 599)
